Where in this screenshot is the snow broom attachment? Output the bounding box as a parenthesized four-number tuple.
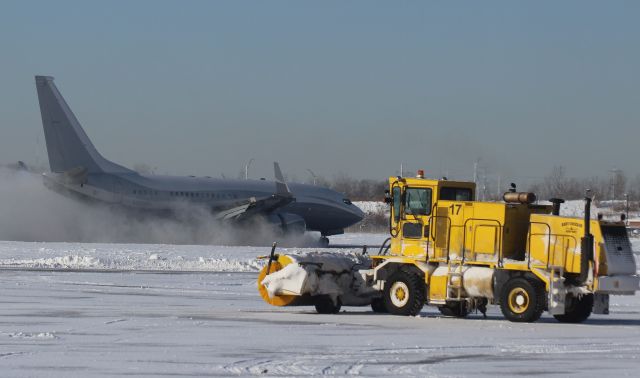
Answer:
(257, 243, 378, 313)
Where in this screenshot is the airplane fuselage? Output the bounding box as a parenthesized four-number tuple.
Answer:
(43, 171, 364, 236)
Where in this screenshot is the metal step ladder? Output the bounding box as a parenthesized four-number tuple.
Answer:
(548, 267, 566, 315)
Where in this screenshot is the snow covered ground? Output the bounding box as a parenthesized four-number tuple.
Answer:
(0, 233, 639, 377)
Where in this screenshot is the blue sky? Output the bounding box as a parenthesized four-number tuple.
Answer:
(1, 1, 638, 184)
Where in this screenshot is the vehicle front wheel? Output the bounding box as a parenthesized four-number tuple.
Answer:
(383, 268, 425, 316)
(371, 297, 388, 313)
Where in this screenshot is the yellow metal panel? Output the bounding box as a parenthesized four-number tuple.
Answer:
(473, 225, 498, 255)
(429, 274, 448, 302)
(528, 214, 604, 274)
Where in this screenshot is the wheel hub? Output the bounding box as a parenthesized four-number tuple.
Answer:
(508, 287, 530, 314)
(390, 281, 410, 308)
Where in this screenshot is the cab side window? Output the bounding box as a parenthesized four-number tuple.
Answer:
(392, 187, 402, 223)
(440, 187, 473, 201)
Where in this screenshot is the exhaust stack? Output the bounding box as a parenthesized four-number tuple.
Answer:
(579, 191, 594, 284)
(549, 198, 565, 216)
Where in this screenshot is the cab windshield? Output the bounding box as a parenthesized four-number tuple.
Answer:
(404, 188, 432, 216)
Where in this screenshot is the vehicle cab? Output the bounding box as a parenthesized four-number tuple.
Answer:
(385, 171, 476, 259)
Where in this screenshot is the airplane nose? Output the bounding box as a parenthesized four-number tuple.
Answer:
(342, 205, 365, 227)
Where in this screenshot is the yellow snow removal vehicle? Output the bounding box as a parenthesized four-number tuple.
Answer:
(257, 171, 639, 322)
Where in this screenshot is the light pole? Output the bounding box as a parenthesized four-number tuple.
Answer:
(306, 168, 317, 185)
(625, 193, 629, 226)
(609, 168, 622, 200)
(244, 158, 254, 180)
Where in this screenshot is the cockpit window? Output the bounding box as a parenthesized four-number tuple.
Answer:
(343, 198, 352, 205)
(440, 187, 473, 201)
(404, 187, 432, 216)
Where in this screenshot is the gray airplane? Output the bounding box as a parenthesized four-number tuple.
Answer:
(35, 76, 363, 243)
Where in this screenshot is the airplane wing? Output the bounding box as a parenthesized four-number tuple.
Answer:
(214, 162, 295, 222)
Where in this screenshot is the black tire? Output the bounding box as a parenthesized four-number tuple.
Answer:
(437, 301, 469, 318)
(371, 297, 388, 313)
(314, 295, 341, 314)
(500, 277, 545, 323)
(553, 294, 593, 323)
(383, 268, 425, 316)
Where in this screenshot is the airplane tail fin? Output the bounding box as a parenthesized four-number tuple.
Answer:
(35, 76, 131, 174)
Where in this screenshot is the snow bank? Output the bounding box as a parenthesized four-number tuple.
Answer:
(354, 201, 387, 215)
(0, 234, 386, 272)
(0, 241, 266, 272)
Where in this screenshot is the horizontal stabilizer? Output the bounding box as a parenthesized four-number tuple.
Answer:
(274, 162, 293, 198)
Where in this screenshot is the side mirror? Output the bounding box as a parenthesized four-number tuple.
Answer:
(383, 189, 391, 204)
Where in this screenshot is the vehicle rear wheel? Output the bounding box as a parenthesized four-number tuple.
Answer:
(437, 301, 469, 318)
(314, 295, 341, 314)
(553, 294, 593, 323)
(500, 277, 545, 322)
(383, 268, 425, 316)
